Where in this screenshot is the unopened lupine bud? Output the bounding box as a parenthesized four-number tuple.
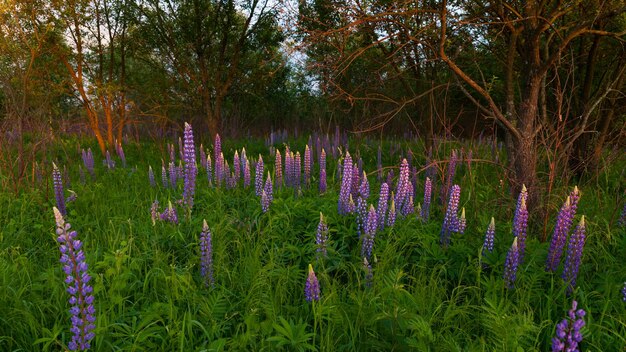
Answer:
(305, 264, 320, 302)
(255, 155, 264, 196)
(503, 237, 520, 289)
(53, 163, 66, 216)
(483, 217, 495, 254)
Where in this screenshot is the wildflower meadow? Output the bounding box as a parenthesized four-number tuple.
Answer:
(1, 126, 625, 351)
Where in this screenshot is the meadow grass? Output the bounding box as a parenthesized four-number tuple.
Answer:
(0, 135, 625, 351)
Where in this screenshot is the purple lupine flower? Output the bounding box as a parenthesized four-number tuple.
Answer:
(458, 208, 466, 234)
(105, 150, 114, 169)
(284, 146, 291, 187)
(305, 264, 320, 302)
(53, 207, 96, 351)
(514, 184, 528, 226)
(150, 199, 159, 225)
(618, 203, 626, 227)
(395, 159, 410, 216)
(346, 194, 356, 214)
(562, 216, 586, 293)
(240, 148, 247, 176)
(483, 217, 495, 254)
(206, 155, 212, 186)
(53, 163, 67, 216)
(304, 144, 311, 186)
(148, 166, 156, 187)
(388, 196, 396, 227)
(214, 152, 223, 187)
(160, 201, 178, 224)
(552, 300, 585, 352)
(65, 190, 78, 204)
(115, 140, 126, 168)
(200, 219, 214, 287)
(319, 148, 327, 193)
(275, 149, 283, 187)
(356, 196, 367, 237)
(622, 282, 626, 301)
(338, 152, 353, 214)
(264, 173, 273, 202)
(261, 190, 270, 213)
(214, 133, 221, 174)
(377, 183, 389, 230)
(421, 177, 432, 222)
(182, 122, 197, 210)
(316, 212, 329, 258)
(168, 161, 177, 188)
(547, 187, 581, 272)
(161, 162, 168, 188)
(440, 184, 461, 247)
(243, 159, 251, 188)
(514, 195, 529, 263)
(81, 149, 95, 178)
(255, 155, 264, 196)
(294, 151, 302, 190)
(350, 163, 360, 199)
(233, 151, 240, 184)
(503, 237, 520, 289)
(361, 205, 378, 259)
(364, 257, 373, 288)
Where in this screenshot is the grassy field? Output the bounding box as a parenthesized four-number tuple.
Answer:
(1, 133, 625, 351)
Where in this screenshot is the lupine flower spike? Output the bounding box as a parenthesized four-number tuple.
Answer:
(562, 216, 586, 293)
(305, 264, 320, 302)
(182, 122, 197, 210)
(53, 207, 96, 351)
(483, 217, 495, 255)
(421, 177, 432, 222)
(148, 166, 156, 187)
(160, 201, 178, 224)
(514, 195, 529, 263)
(255, 155, 264, 196)
(547, 187, 581, 272)
(622, 282, 626, 301)
(361, 205, 378, 260)
(53, 163, 67, 216)
(552, 300, 585, 352)
(440, 184, 461, 247)
(338, 152, 353, 214)
(161, 162, 168, 188)
(199, 220, 214, 287)
(458, 208, 466, 234)
(388, 196, 396, 227)
(319, 148, 327, 193)
(377, 183, 389, 230)
(316, 212, 329, 258)
(503, 237, 520, 289)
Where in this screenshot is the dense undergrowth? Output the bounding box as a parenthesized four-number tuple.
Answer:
(1, 133, 625, 351)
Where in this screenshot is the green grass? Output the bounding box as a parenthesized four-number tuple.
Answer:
(0, 135, 625, 351)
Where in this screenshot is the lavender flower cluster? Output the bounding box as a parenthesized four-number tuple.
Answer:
(552, 300, 585, 352)
(200, 220, 214, 287)
(54, 207, 96, 351)
(305, 264, 320, 302)
(440, 184, 462, 247)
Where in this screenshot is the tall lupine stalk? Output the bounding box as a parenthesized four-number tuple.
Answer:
(240, 148, 247, 176)
(513, 185, 528, 234)
(513, 196, 529, 263)
(458, 208, 466, 234)
(338, 152, 353, 215)
(206, 155, 212, 186)
(355, 171, 370, 237)
(316, 212, 329, 259)
(53, 207, 96, 351)
(420, 177, 432, 222)
(214, 152, 223, 187)
(255, 155, 264, 196)
(160, 201, 178, 224)
(294, 151, 302, 190)
(115, 139, 126, 167)
(440, 185, 461, 247)
(53, 163, 67, 216)
(394, 159, 411, 217)
(105, 150, 114, 169)
(482, 217, 496, 255)
(562, 216, 586, 293)
(275, 149, 283, 187)
(319, 148, 327, 194)
(350, 163, 360, 199)
(182, 122, 197, 211)
(387, 196, 396, 227)
(161, 162, 168, 188)
(81, 149, 95, 178)
(261, 173, 273, 213)
(546, 187, 581, 272)
(233, 151, 240, 184)
(376, 183, 389, 230)
(169, 161, 177, 188)
(148, 166, 155, 187)
(503, 237, 520, 289)
(243, 159, 251, 188)
(200, 219, 214, 287)
(304, 144, 312, 186)
(213, 134, 221, 164)
(305, 264, 320, 302)
(552, 300, 585, 352)
(284, 146, 292, 187)
(361, 205, 378, 259)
